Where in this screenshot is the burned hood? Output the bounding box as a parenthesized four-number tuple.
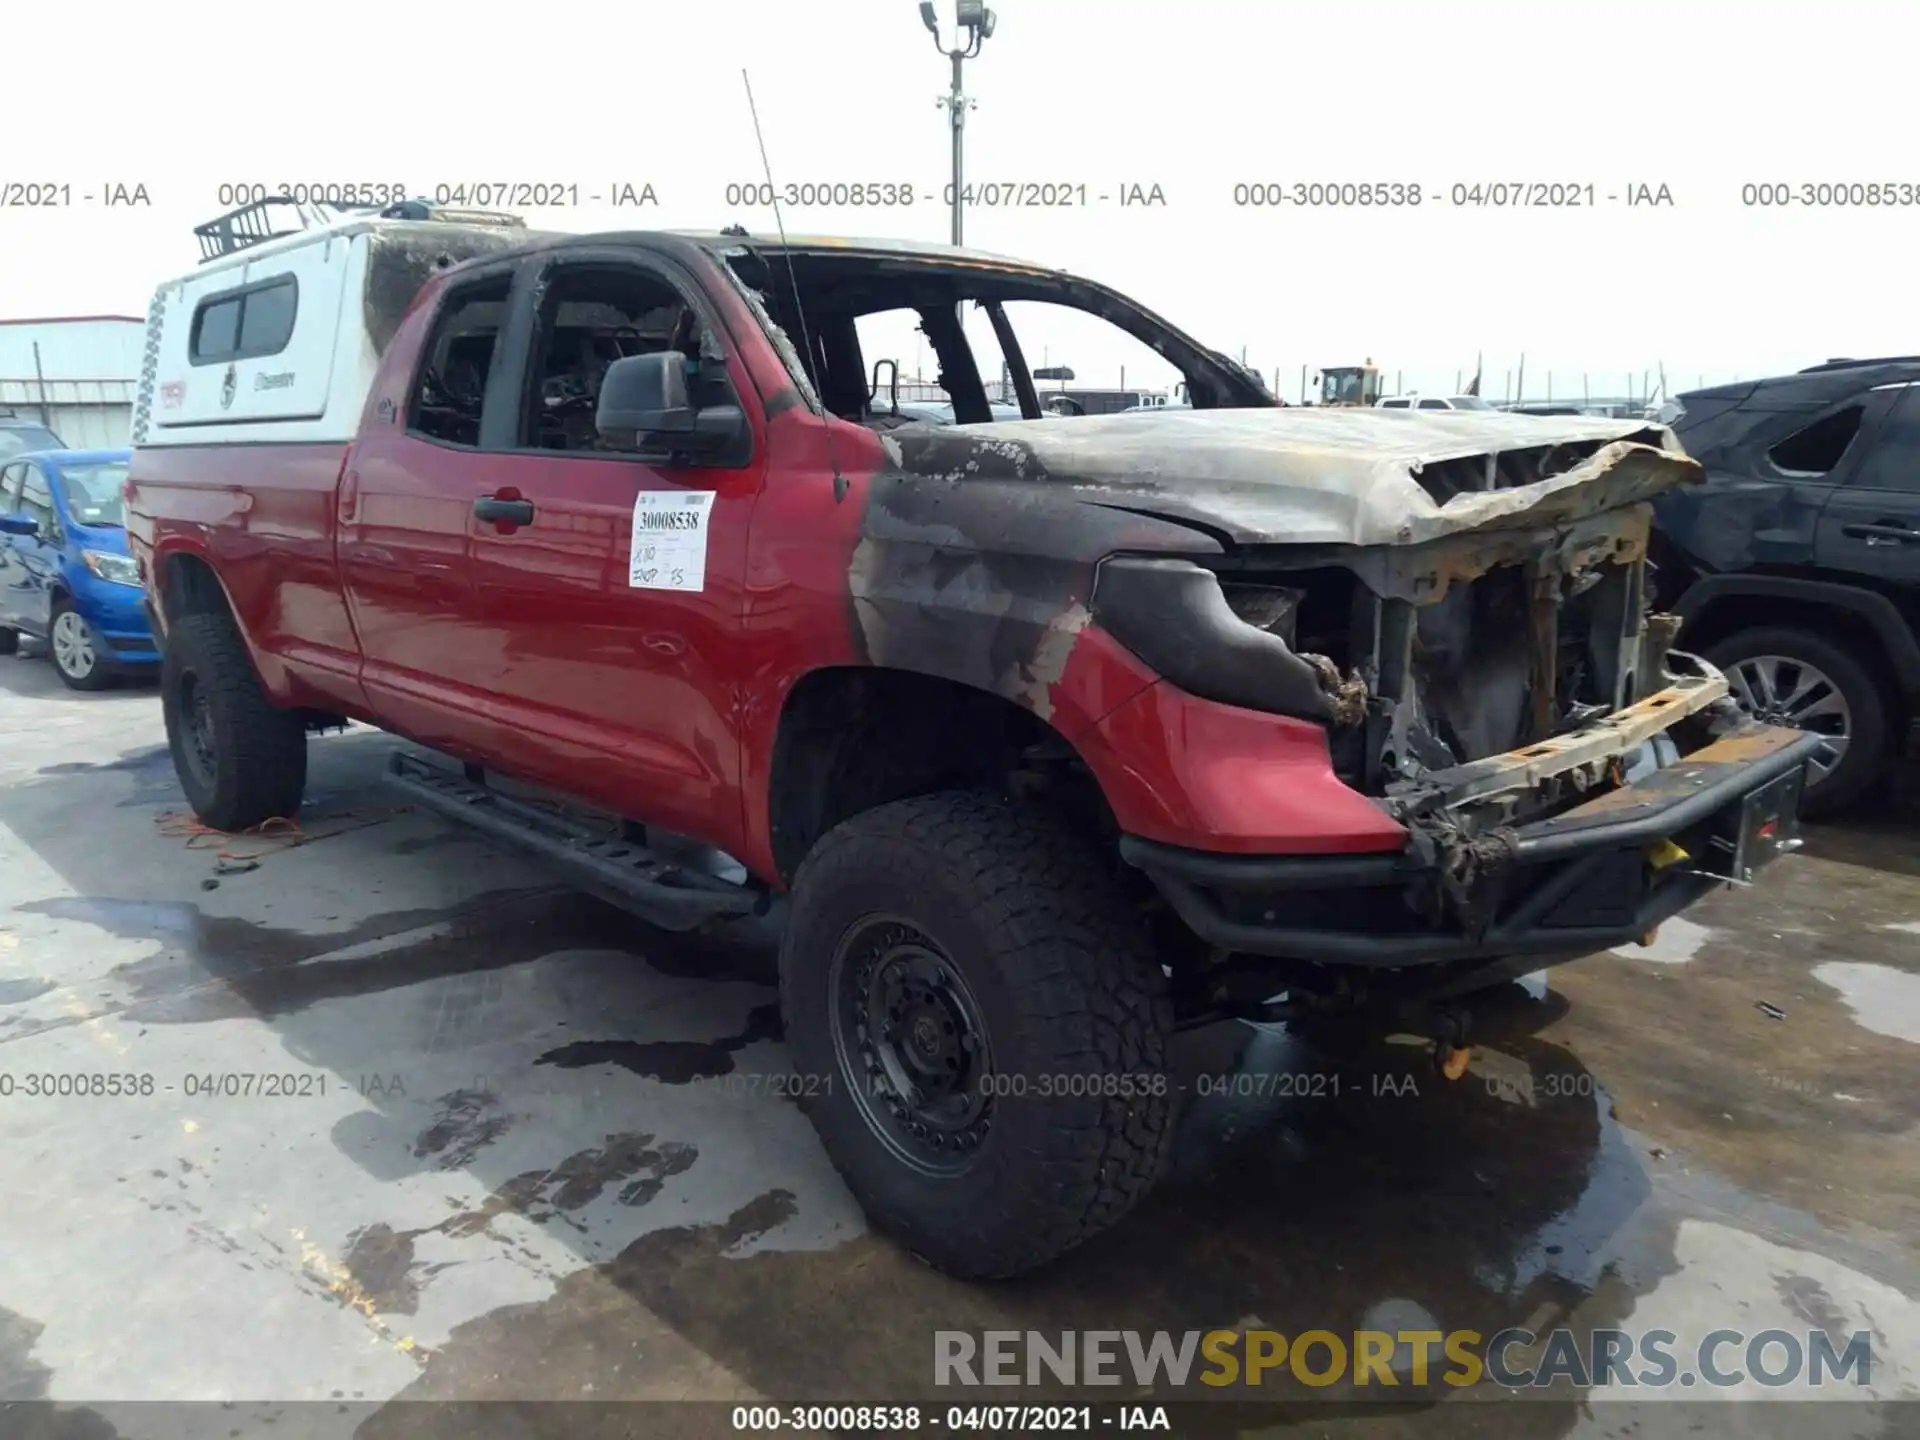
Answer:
(884, 407, 1703, 548)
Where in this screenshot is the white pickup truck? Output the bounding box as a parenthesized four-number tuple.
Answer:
(1376, 393, 1497, 412)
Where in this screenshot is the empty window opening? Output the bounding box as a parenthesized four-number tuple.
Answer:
(519, 265, 726, 453)
(408, 276, 512, 448)
(1769, 405, 1862, 476)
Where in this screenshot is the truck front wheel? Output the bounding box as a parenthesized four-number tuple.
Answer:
(780, 790, 1177, 1280)
(161, 611, 308, 831)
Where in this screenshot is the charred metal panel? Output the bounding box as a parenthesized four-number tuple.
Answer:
(1650, 473, 1833, 577)
(1089, 558, 1336, 723)
(362, 225, 558, 357)
(1408, 569, 1532, 764)
(1585, 560, 1648, 708)
(1260, 499, 1657, 607)
(1525, 719, 1805, 836)
(1380, 659, 1730, 823)
(845, 459, 1218, 725)
(880, 409, 1702, 549)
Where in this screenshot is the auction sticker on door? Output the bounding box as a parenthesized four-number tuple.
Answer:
(629, 491, 716, 591)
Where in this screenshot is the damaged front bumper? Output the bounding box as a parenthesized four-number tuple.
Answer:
(1120, 711, 1821, 969)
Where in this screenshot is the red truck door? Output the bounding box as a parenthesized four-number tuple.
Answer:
(337, 262, 525, 755)
(458, 248, 766, 856)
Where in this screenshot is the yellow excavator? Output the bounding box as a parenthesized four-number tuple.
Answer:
(1312, 359, 1383, 407)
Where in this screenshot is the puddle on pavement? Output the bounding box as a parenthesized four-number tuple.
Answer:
(1606, 914, 1715, 965)
(339, 1132, 702, 1316)
(0, 1302, 53, 1402)
(15, 888, 647, 1025)
(345, 992, 1667, 1426)
(1813, 961, 1920, 1044)
(535, 1002, 783, 1084)
(9, 763, 1915, 1431)
(337, 966, 1918, 1436)
(1545, 853, 1920, 1245)
(411, 1089, 517, 1171)
(0, 977, 55, 1006)
(35, 745, 172, 779)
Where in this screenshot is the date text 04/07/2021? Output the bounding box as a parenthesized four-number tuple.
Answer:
(208, 181, 660, 210)
(1227, 181, 1676, 207)
(0, 1072, 411, 1098)
(720, 181, 1168, 208)
(729, 1403, 1169, 1432)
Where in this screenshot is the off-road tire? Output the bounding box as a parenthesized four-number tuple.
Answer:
(161, 610, 307, 831)
(0, 627, 17, 655)
(1701, 625, 1888, 819)
(780, 790, 1177, 1280)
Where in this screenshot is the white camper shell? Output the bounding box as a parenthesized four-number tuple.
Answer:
(131, 199, 541, 448)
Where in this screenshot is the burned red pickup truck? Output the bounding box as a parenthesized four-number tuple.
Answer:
(125, 200, 1818, 1279)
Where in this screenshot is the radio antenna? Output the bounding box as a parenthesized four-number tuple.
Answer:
(742, 69, 847, 501)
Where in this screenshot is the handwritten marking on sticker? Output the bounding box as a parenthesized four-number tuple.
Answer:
(629, 490, 716, 592)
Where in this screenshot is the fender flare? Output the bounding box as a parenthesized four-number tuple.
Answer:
(145, 540, 288, 687)
(1672, 573, 1920, 694)
(148, 539, 240, 630)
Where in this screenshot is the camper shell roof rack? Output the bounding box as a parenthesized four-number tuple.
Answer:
(192, 196, 528, 263)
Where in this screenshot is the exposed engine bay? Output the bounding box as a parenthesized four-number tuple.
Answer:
(1082, 429, 1727, 847)
(1210, 508, 1691, 811)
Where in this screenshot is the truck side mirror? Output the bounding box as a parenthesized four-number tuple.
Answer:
(0, 514, 39, 537)
(598, 351, 694, 441)
(596, 350, 747, 458)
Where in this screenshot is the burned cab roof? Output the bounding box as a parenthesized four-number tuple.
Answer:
(681, 229, 1054, 273)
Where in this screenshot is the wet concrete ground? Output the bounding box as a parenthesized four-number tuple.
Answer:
(2, 651, 1918, 1439)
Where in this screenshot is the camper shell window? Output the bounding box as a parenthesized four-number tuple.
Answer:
(190, 275, 299, 365)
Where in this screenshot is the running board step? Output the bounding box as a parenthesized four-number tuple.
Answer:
(384, 751, 763, 931)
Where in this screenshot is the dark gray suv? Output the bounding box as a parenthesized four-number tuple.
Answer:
(1651, 357, 1920, 815)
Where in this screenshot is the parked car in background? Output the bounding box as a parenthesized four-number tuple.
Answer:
(1651, 358, 1920, 815)
(875, 399, 1041, 425)
(1376, 393, 1496, 411)
(0, 410, 65, 461)
(0, 448, 157, 690)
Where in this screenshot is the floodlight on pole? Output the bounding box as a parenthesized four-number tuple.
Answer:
(921, 1, 997, 247)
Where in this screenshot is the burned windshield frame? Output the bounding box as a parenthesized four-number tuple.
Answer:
(717, 243, 1268, 419)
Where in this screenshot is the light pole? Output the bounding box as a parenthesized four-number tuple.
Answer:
(920, 0, 996, 246)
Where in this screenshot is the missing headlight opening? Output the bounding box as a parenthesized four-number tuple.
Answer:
(1090, 438, 1722, 835)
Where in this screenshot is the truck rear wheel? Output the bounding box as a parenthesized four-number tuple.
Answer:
(780, 790, 1176, 1279)
(161, 611, 308, 832)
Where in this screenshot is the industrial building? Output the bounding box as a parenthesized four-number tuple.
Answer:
(0, 315, 143, 449)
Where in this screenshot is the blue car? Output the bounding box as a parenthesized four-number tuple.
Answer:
(0, 448, 159, 690)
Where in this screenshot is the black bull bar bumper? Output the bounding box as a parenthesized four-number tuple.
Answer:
(1121, 721, 1821, 968)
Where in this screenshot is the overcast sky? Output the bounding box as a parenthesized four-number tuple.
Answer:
(4, 0, 1911, 402)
